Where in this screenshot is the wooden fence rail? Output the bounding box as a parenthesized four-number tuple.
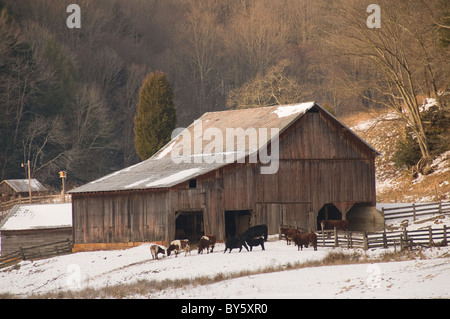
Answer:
(316, 225, 448, 251)
(382, 201, 450, 222)
(0, 239, 72, 268)
(0, 194, 71, 215)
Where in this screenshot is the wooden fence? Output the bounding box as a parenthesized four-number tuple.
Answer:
(316, 225, 448, 250)
(0, 194, 71, 215)
(0, 239, 72, 268)
(382, 201, 450, 223)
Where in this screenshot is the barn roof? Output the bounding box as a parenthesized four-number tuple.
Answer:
(0, 179, 48, 193)
(69, 102, 379, 194)
(0, 203, 72, 231)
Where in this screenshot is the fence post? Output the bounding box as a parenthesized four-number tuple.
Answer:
(346, 231, 349, 249)
(321, 228, 325, 247)
(444, 225, 448, 246)
(19, 247, 25, 260)
(403, 228, 409, 250)
(363, 231, 368, 250)
(429, 226, 433, 247)
(348, 231, 353, 249)
(334, 227, 338, 247)
(383, 230, 387, 249)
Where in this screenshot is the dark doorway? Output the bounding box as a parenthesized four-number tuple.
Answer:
(317, 204, 342, 230)
(225, 210, 251, 239)
(175, 211, 204, 242)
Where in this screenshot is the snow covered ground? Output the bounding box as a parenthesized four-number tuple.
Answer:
(153, 254, 449, 299)
(1, 231, 449, 299)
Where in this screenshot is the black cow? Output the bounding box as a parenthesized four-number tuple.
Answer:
(245, 236, 265, 251)
(243, 224, 268, 242)
(224, 237, 249, 253)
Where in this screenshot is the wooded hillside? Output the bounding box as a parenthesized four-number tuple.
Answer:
(0, 0, 448, 188)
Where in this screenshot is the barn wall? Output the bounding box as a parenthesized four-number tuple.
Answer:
(72, 190, 171, 244)
(253, 109, 376, 232)
(0, 182, 14, 195)
(1, 228, 72, 256)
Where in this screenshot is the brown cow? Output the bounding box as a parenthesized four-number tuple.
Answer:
(167, 239, 191, 257)
(281, 227, 300, 245)
(197, 235, 216, 254)
(320, 220, 348, 231)
(293, 232, 317, 251)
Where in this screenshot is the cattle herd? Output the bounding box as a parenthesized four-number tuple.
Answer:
(150, 220, 347, 260)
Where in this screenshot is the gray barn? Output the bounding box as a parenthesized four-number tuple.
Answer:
(69, 102, 383, 250)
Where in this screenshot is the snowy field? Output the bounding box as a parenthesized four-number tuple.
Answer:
(153, 253, 449, 299)
(1, 235, 449, 299)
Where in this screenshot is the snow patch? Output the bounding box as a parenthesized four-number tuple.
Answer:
(145, 167, 203, 187)
(271, 102, 315, 118)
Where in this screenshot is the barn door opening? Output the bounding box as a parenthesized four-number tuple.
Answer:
(224, 210, 251, 239)
(316, 204, 342, 230)
(175, 211, 204, 242)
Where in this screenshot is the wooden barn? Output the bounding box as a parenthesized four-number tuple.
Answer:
(0, 203, 72, 256)
(69, 102, 383, 250)
(0, 179, 48, 198)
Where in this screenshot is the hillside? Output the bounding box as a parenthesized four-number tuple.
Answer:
(345, 110, 450, 203)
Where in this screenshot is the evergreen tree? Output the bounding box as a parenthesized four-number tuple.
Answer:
(134, 71, 177, 160)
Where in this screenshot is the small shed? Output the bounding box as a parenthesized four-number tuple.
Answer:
(69, 102, 383, 250)
(0, 203, 72, 256)
(0, 179, 48, 198)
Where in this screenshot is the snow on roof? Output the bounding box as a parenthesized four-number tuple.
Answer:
(0, 203, 72, 231)
(1, 179, 48, 193)
(271, 102, 315, 118)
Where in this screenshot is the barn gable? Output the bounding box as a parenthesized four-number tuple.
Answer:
(69, 102, 381, 248)
(69, 102, 377, 194)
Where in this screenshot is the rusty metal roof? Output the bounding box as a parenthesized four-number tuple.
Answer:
(69, 102, 378, 194)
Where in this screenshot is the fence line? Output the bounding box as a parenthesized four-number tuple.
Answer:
(0, 194, 71, 215)
(315, 225, 448, 251)
(0, 239, 72, 268)
(382, 201, 450, 222)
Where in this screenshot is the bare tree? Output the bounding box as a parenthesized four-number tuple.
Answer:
(227, 60, 304, 109)
(330, 0, 448, 173)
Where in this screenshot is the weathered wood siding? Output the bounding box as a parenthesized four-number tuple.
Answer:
(253, 110, 376, 232)
(72, 107, 377, 245)
(72, 190, 171, 244)
(1, 228, 72, 256)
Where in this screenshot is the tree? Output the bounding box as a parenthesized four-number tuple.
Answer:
(134, 71, 177, 160)
(226, 60, 304, 109)
(329, 0, 448, 174)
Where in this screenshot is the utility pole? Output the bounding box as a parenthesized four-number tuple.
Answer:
(59, 171, 67, 202)
(21, 160, 31, 203)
